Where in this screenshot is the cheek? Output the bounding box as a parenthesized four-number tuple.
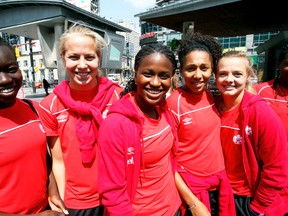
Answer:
(64, 59, 77, 70)
(87, 61, 100, 69)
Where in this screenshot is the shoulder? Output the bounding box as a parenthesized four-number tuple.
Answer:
(253, 80, 274, 93)
(167, 88, 181, 105)
(39, 92, 66, 113)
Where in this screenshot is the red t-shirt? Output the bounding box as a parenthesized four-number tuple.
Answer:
(167, 89, 225, 177)
(254, 81, 288, 137)
(130, 97, 181, 216)
(219, 105, 251, 196)
(0, 99, 48, 213)
(38, 87, 121, 209)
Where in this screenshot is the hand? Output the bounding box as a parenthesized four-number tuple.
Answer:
(189, 200, 211, 216)
(38, 210, 66, 216)
(48, 195, 68, 215)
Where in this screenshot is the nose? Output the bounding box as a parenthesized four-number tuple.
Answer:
(77, 57, 87, 69)
(193, 69, 202, 79)
(225, 73, 234, 82)
(0, 72, 11, 83)
(150, 76, 161, 87)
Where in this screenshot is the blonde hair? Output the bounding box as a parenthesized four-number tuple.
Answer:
(59, 21, 107, 60)
(219, 50, 256, 93)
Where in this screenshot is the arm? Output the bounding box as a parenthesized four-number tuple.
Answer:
(0, 212, 65, 216)
(175, 172, 211, 216)
(47, 137, 66, 204)
(248, 103, 288, 213)
(98, 115, 134, 216)
(48, 171, 68, 214)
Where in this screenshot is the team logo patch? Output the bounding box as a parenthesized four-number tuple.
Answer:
(233, 134, 242, 145)
(245, 126, 252, 135)
(183, 117, 193, 125)
(57, 114, 67, 122)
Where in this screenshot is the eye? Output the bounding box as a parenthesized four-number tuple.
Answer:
(68, 55, 79, 61)
(200, 65, 210, 71)
(233, 72, 243, 78)
(142, 71, 153, 78)
(85, 55, 96, 61)
(217, 72, 227, 77)
(8, 66, 19, 73)
(159, 72, 171, 80)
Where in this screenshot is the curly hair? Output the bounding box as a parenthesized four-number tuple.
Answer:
(121, 43, 177, 97)
(178, 31, 222, 73)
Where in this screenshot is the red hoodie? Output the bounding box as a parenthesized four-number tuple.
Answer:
(98, 92, 181, 216)
(217, 90, 288, 215)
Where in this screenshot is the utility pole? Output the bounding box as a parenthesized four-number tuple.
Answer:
(29, 38, 36, 93)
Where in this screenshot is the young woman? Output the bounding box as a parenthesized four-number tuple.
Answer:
(167, 32, 235, 216)
(38, 22, 122, 216)
(0, 38, 66, 216)
(98, 44, 182, 216)
(215, 50, 288, 216)
(254, 47, 288, 136)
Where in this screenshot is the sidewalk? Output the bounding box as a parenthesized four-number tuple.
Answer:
(22, 86, 53, 102)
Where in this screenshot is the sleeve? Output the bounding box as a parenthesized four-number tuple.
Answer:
(249, 102, 288, 214)
(38, 96, 59, 136)
(98, 114, 134, 216)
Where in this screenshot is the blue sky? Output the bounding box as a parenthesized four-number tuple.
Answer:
(100, 0, 155, 26)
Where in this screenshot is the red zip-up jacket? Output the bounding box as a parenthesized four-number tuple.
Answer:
(217, 90, 288, 215)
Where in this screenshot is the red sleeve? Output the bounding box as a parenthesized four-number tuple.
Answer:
(249, 102, 288, 214)
(98, 114, 134, 216)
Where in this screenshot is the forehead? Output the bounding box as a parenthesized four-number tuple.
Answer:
(65, 36, 96, 51)
(0, 46, 16, 62)
(140, 53, 173, 68)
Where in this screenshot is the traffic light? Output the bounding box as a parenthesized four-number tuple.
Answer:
(15, 47, 20, 58)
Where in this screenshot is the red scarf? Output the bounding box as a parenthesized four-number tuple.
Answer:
(54, 78, 118, 164)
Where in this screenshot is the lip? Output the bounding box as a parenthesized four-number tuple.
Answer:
(0, 87, 14, 93)
(145, 89, 163, 99)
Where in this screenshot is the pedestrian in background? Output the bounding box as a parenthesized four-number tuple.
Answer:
(215, 50, 288, 216)
(98, 44, 182, 216)
(38, 22, 122, 216)
(0, 37, 66, 216)
(43, 78, 50, 96)
(167, 31, 235, 216)
(254, 46, 288, 137)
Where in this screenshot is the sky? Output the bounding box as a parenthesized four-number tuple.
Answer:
(100, 0, 155, 26)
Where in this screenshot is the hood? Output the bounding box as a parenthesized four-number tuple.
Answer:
(241, 90, 267, 110)
(107, 92, 144, 126)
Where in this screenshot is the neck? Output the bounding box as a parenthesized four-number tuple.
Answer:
(221, 91, 244, 112)
(135, 94, 158, 120)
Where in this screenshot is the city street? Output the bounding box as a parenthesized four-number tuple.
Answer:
(22, 86, 52, 103)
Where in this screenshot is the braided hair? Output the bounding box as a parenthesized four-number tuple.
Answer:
(121, 43, 177, 97)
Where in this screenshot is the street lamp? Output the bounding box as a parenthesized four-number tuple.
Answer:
(28, 38, 36, 93)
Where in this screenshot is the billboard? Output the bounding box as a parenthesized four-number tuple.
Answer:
(101, 32, 125, 69)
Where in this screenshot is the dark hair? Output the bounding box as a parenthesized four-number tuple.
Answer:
(121, 43, 177, 97)
(178, 31, 222, 73)
(272, 45, 288, 93)
(0, 37, 16, 57)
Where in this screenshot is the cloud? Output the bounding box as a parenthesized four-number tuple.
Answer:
(124, 0, 155, 9)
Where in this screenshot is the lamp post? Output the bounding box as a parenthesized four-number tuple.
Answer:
(29, 38, 36, 93)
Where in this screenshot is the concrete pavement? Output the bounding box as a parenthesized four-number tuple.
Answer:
(22, 86, 53, 103)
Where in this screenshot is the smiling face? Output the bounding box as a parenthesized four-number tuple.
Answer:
(135, 52, 174, 111)
(0, 45, 22, 108)
(181, 50, 213, 94)
(216, 56, 249, 100)
(62, 35, 100, 90)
